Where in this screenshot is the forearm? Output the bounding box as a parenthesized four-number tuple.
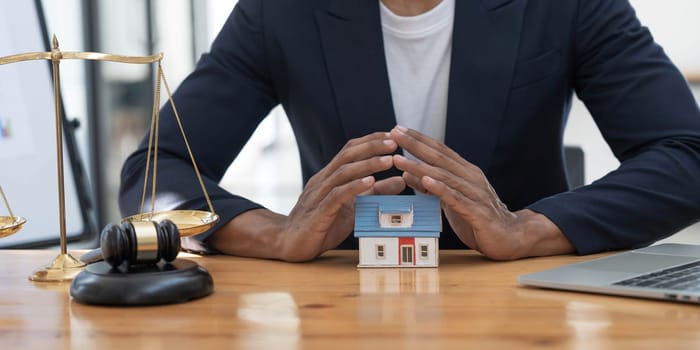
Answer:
(207, 208, 289, 260)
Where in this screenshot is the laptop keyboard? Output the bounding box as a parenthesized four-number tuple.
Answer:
(613, 261, 700, 291)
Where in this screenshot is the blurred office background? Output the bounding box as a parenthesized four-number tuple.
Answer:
(36, 0, 700, 245)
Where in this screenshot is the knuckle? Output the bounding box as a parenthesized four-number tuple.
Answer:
(334, 163, 351, 179)
(336, 147, 353, 161)
(373, 155, 390, 167)
(403, 173, 418, 185)
(327, 185, 351, 204)
(325, 187, 340, 202)
(306, 172, 322, 186)
(437, 143, 455, 158)
(436, 151, 450, 164)
(471, 165, 485, 178)
(435, 168, 451, 182)
(346, 137, 360, 147)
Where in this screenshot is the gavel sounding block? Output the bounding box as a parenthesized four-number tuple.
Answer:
(70, 259, 213, 306)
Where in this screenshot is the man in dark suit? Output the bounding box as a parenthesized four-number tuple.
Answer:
(119, 0, 700, 262)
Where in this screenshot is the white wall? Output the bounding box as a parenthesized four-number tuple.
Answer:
(359, 237, 400, 267)
(41, 0, 91, 177)
(630, 0, 700, 78)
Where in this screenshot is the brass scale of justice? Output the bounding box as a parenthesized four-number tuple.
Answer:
(0, 36, 219, 282)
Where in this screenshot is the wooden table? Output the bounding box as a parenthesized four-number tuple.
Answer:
(2, 250, 700, 349)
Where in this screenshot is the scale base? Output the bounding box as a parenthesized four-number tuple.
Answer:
(29, 253, 86, 282)
(70, 258, 213, 306)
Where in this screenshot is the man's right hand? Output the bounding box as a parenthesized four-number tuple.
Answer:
(208, 132, 405, 262)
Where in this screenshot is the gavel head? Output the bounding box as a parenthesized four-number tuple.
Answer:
(100, 219, 180, 268)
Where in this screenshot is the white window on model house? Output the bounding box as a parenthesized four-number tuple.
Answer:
(419, 244, 429, 260)
(379, 204, 414, 228)
(375, 244, 386, 259)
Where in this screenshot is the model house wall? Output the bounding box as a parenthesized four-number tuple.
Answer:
(358, 236, 439, 267)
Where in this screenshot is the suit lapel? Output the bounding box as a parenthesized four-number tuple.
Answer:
(445, 0, 527, 171)
(315, 0, 396, 141)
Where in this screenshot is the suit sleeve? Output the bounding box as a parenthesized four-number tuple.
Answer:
(119, 0, 277, 252)
(528, 0, 700, 253)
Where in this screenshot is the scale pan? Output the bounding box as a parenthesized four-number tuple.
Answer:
(122, 210, 219, 237)
(0, 216, 27, 238)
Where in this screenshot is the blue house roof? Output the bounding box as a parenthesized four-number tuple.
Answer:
(354, 195, 441, 238)
(379, 202, 412, 214)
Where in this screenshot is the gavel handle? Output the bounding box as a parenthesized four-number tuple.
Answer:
(80, 248, 103, 264)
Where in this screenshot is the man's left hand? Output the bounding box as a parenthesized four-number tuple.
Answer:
(389, 125, 574, 260)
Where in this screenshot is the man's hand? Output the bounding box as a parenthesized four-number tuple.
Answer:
(209, 132, 405, 262)
(279, 132, 406, 261)
(389, 125, 574, 260)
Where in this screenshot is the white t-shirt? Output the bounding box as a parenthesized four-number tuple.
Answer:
(380, 0, 454, 145)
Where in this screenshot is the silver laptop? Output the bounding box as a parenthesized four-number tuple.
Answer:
(519, 243, 700, 303)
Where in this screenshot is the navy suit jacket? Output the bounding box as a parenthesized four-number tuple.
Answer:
(120, 0, 700, 254)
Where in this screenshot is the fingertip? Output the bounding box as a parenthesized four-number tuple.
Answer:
(361, 176, 375, 185)
(390, 127, 404, 138)
(393, 154, 406, 161)
(421, 176, 440, 196)
(422, 175, 437, 186)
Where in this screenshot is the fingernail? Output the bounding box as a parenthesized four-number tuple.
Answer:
(383, 139, 395, 146)
(362, 176, 374, 184)
(423, 176, 436, 185)
(380, 155, 393, 163)
(384, 132, 391, 137)
(394, 154, 406, 161)
(395, 125, 408, 132)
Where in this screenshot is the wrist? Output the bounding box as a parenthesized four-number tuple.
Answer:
(514, 209, 575, 258)
(208, 208, 290, 260)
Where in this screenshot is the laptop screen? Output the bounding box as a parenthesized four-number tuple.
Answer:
(0, 0, 94, 247)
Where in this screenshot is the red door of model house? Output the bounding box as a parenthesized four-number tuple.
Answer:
(398, 237, 415, 265)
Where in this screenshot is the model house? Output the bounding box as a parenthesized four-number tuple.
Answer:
(354, 195, 441, 267)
